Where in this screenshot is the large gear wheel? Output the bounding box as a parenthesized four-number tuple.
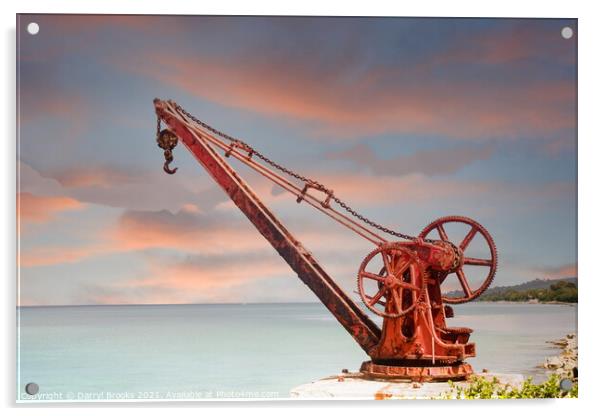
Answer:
(357, 244, 426, 318)
(419, 216, 497, 304)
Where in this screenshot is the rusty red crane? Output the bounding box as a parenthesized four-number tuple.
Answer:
(153, 99, 498, 381)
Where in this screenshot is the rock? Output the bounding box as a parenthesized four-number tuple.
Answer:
(544, 356, 562, 369)
(541, 333, 578, 379)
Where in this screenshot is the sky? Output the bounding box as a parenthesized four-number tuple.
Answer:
(17, 15, 577, 306)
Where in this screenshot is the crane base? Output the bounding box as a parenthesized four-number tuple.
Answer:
(360, 360, 473, 382)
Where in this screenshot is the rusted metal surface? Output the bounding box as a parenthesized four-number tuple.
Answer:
(419, 216, 498, 304)
(153, 99, 498, 382)
(356, 230, 495, 379)
(360, 360, 474, 382)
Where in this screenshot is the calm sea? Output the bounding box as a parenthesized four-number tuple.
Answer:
(17, 302, 577, 401)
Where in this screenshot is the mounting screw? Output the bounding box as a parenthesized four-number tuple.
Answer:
(559, 378, 573, 391)
(27, 22, 40, 35)
(25, 382, 39, 395)
(561, 27, 574, 40)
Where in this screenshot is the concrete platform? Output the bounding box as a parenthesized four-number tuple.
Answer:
(290, 372, 524, 400)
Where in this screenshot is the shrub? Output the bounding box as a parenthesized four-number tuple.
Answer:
(444, 374, 577, 399)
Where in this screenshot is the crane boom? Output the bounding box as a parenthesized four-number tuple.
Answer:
(154, 99, 381, 353)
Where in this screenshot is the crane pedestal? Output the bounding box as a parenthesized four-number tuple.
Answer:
(354, 234, 494, 382)
(360, 361, 473, 382)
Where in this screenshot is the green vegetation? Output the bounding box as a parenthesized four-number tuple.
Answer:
(444, 374, 578, 399)
(479, 280, 577, 303)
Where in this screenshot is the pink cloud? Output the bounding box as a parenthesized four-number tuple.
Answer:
(20, 244, 106, 268)
(21, 160, 227, 212)
(48, 166, 143, 189)
(312, 173, 488, 205)
(533, 263, 578, 279)
(109, 209, 272, 254)
(19, 168, 574, 269)
(431, 22, 575, 67)
(18, 195, 373, 268)
(82, 249, 360, 305)
(125, 256, 289, 292)
(18, 192, 84, 224)
(18, 208, 267, 267)
(117, 50, 574, 141)
(327, 144, 495, 176)
(18, 82, 92, 141)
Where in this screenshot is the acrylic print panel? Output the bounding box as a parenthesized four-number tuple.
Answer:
(16, 14, 577, 402)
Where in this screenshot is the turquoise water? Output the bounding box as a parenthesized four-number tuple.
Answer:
(17, 302, 576, 401)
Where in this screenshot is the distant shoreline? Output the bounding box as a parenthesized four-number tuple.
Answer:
(446, 278, 578, 304)
(478, 300, 576, 306)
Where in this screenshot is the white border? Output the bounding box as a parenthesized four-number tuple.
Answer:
(3, 0, 601, 414)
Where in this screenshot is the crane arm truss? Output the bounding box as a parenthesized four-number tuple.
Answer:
(154, 99, 382, 353)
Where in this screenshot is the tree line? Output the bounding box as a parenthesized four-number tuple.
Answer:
(478, 280, 577, 303)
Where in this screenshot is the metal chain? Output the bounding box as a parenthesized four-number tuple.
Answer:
(173, 102, 419, 242)
(331, 196, 417, 241)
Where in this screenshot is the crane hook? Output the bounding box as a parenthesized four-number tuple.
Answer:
(157, 129, 179, 175)
(163, 150, 178, 174)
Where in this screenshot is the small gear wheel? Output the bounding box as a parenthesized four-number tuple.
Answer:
(357, 243, 426, 318)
